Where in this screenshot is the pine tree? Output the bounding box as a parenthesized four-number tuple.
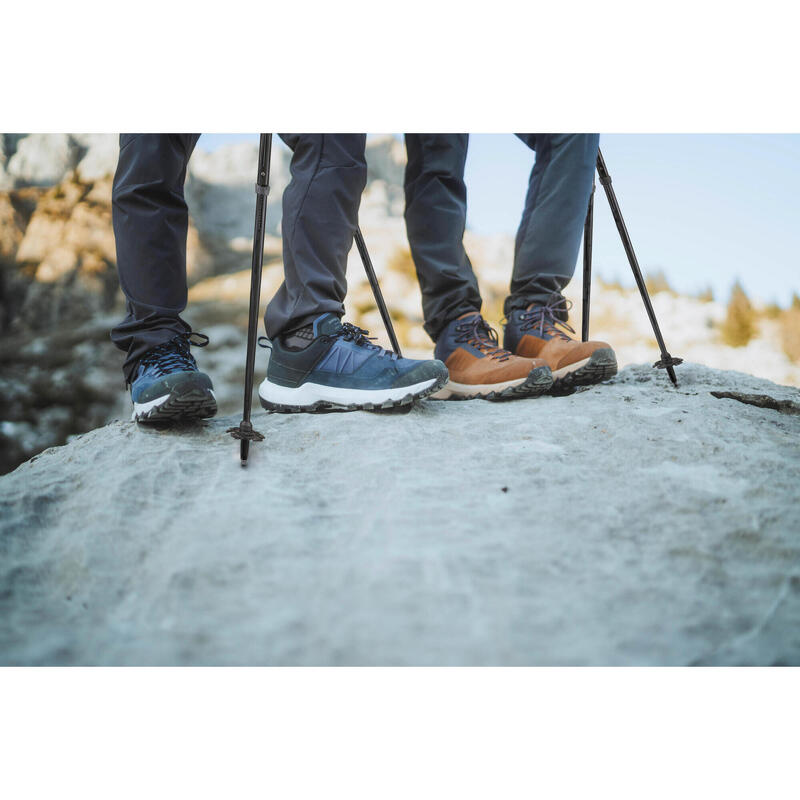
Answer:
(720, 281, 758, 347)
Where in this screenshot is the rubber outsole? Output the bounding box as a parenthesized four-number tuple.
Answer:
(549, 348, 618, 396)
(259, 373, 449, 413)
(432, 364, 554, 402)
(133, 388, 218, 423)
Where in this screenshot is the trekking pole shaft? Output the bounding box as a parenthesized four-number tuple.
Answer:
(596, 149, 679, 385)
(581, 180, 595, 342)
(239, 133, 272, 463)
(354, 226, 403, 356)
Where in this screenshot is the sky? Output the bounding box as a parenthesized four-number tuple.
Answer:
(198, 134, 800, 307)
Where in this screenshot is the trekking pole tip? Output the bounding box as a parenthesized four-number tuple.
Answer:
(653, 354, 683, 387)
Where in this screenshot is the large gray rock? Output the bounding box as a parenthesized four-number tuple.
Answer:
(1, 363, 798, 666)
(6, 133, 77, 187)
(185, 140, 290, 275)
(1, 134, 26, 188)
(73, 134, 120, 182)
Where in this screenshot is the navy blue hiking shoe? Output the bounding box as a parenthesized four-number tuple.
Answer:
(258, 313, 449, 412)
(130, 333, 217, 423)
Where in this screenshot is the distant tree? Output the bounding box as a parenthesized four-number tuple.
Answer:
(696, 286, 714, 303)
(780, 307, 800, 363)
(720, 281, 758, 347)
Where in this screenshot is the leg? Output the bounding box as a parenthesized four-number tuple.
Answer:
(259, 134, 449, 412)
(502, 135, 616, 394)
(505, 133, 599, 320)
(403, 133, 482, 341)
(110, 133, 200, 384)
(264, 134, 367, 339)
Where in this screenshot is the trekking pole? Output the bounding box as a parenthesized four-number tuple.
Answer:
(595, 148, 682, 386)
(354, 226, 403, 356)
(581, 178, 595, 342)
(228, 133, 272, 465)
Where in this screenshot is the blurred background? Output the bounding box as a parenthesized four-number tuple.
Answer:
(1, 133, 798, 474)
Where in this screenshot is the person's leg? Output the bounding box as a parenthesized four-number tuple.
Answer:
(403, 134, 482, 341)
(402, 134, 552, 401)
(111, 133, 217, 422)
(259, 134, 449, 412)
(505, 133, 599, 319)
(264, 134, 367, 339)
(503, 134, 616, 394)
(110, 133, 200, 384)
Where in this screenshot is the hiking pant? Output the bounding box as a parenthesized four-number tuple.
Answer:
(110, 133, 367, 383)
(403, 133, 599, 340)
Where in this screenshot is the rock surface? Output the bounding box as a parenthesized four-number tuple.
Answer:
(1, 363, 798, 666)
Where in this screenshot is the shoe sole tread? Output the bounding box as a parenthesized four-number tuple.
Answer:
(134, 388, 218, 423)
(550, 348, 618, 396)
(259, 373, 448, 413)
(433, 365, 554, 402)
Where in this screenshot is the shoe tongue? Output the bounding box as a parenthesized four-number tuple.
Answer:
(457, 311, 481, 320)
(312, 313, 343, 337)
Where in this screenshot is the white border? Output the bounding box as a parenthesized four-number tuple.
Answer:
(3, 1, 799, 131)
(2, 668, 797, 799)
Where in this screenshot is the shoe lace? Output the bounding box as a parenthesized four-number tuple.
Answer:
(517, 298, 575, 341)
(332, 322, 399, 360)
(454, 316, 511, 362)
(139, 332, 209, 377)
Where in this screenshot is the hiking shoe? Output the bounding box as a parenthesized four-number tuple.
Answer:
(130, 333, 217, 422)
(503, 299, 617, 395)
(431, 312, 553, 401)
(258, 313, 448, 412)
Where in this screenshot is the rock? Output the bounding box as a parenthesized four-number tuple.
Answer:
(11, 177, 118, 330)
(185, 141, 290, 276)
(0, 193, 26, 261)
(0, 161, 13, 192)
(1, 363, 798, 666)
(0, 135, 25, 190)
(6, 134, 78, 187)
(73, 134, 120, 182)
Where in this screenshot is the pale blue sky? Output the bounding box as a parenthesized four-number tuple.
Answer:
(199, 134, 800, 307)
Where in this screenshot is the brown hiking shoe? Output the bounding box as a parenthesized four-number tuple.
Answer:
(432, 312, 553, 400)
(503, 299, 617, 394)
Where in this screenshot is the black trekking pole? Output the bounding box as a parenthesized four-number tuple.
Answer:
(581, 178, 595, 342)
(594, 148, 683, 386)
(228, 133, 272, 465)
(354, 226, 403, 356)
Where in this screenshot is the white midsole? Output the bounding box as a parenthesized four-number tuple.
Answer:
(552, 357, 590, 379)
(431, 375, 529, 399)
(132, 389, 216, 419)
(258, 377, 437, 407)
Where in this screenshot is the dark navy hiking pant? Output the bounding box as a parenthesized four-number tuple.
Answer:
(404, 133, 599, 340)
(110, 133, 366, 383)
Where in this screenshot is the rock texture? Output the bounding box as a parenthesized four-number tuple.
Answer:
(1, 363, 798, 666)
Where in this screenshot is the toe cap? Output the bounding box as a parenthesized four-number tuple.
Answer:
(392, 359, 449, 388)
